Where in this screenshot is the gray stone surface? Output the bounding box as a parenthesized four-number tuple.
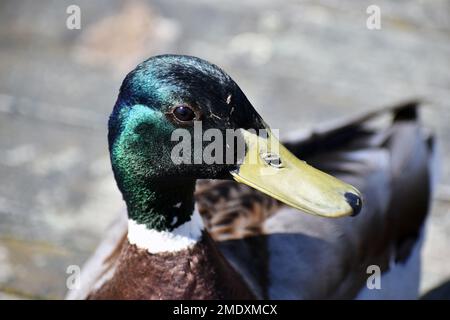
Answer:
(0, 0, 449, 299)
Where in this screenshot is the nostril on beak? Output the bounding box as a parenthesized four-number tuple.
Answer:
(345, 192, 362, 217)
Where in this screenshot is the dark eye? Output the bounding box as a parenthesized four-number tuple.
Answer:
(172, 105, 196, 122)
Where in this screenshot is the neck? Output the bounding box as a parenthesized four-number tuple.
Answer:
(121, 177, 197, 231)
(122, 177, 205, 253)
(127, 207, 204, 253)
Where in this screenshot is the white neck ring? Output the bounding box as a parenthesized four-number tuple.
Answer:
(127, 209, 204, 254)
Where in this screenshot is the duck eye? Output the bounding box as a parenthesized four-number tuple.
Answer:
(172, 105, 196, 122)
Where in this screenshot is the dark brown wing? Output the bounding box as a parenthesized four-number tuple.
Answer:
(195, 180, 281, 241)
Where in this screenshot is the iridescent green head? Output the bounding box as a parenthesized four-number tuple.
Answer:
(108, 55, 362, 231)
(108, 55, 265, 230)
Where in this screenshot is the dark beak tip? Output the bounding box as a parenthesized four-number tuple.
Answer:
(345, 192, 362, 217)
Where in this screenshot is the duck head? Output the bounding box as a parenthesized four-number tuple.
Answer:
(108, 55, 362, 231)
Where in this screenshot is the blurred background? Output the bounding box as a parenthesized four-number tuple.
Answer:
(0, 0, 449, 299)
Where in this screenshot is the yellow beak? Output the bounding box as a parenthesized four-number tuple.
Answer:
(230, 129, 362, 218)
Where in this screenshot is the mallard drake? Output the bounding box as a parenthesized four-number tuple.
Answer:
(67, 55, 434, 299)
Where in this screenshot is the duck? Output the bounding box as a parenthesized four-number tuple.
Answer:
(67, 55, 435, 300)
